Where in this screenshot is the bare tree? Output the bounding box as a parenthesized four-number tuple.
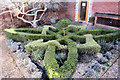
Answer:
(0, 1, 47, 28)
(16, 2, 47, 27)
(0, 0, 67, 28)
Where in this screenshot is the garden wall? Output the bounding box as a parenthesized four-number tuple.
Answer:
(41, 2, 76, 24)
(0, 2, 76, 29)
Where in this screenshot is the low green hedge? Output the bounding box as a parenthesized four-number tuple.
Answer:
(77, 34, 101, 53)
(42, 25, 56, 35)
(67, 25, 86, 30)
(75, 29, 120, 41)
(4, 27, 119, 42)
(4, 25, 120, 79)
(44, 38, 78, 78)
(4, 28, 56, 42)
(25, 39, 67, 54)
(25, 38, 78, 78)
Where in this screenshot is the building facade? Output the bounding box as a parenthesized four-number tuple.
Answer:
(74, 0, 119, 23)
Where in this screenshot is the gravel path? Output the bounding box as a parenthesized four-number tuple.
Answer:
(0, 33, 24, 79)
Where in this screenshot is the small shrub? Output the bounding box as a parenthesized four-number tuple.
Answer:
(102, 67, 106, 71)
(66, 25, 86, 33)
(55, 53, 67, 66)
(89, 17, 95, 23)
(105, 62, 110, 66)
(25, 39, 67, 54)
(57, 18, 72, 30)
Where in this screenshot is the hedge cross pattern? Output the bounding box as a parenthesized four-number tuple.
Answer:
(4, 25, 120, 78)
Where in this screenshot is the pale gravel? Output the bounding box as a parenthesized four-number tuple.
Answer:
(0, 35, 24, 78)
(72, 52, 119, 78)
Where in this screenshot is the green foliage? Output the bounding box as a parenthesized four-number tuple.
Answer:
(57, 18, 72, 30)
(102, 67, 106, 71)
(42, 25, 56, 35)
(76, 29, 120, 42)
(31, 50, 45, 61)
(65, 25, 86, 33)
(44, 38, 78, 78)
(105, 62, 110, 66)
(55, 53, 67, 66)
(4, 26, 120, 78)
(77, 34, 101, 54)
(25, 39, 67, 54)
(68, 25, 86, 30)
(25, 38, 78, 78)
(4, 28, 55, 42)
(89, 17, 95, 22)
(4, 28, 120, 42)
(55, 53, 67, 61)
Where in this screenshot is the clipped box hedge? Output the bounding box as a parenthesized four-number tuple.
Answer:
(42, 25, 56, 35)
(44, 38, 78, 78)
(67, 25, 87, 30)
(4, 25, 120, 79)
(77, 34, 101, 53)
(4, 28, 56, 42)
(75, 29, 120, 41)
(25, 39, 67, 54)
(25, 38, 78, 78)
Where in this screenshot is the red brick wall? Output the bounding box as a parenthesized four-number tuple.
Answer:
(118, 1, 120, 14)
(0, 2, 76, 28)
(42, 2, 76, 24)
(64, 2, 76, 21)
(92, 2, 119, 16)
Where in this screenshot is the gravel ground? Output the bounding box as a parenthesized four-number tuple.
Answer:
(0, 34, 24, 79)
(72, 51, 119, 78)
(102, 59, 119, 78)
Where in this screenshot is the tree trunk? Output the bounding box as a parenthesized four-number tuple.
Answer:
(32, 21, 38, 28)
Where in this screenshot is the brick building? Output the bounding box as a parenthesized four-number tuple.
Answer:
(68, 0, 119, 23)
(60, 0, 119, 27)
(0, 0, 119, 28)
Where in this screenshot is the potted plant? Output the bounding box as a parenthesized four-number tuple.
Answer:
(89, 17, 95, 26)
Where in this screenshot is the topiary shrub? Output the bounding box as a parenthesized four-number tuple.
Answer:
(67, 25, 87, 30)
(57, 18, 72, 30)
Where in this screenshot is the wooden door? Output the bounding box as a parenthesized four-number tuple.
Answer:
(80, 2, 87, 21)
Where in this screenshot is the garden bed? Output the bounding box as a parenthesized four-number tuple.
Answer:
(4, 25, 120, 79)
